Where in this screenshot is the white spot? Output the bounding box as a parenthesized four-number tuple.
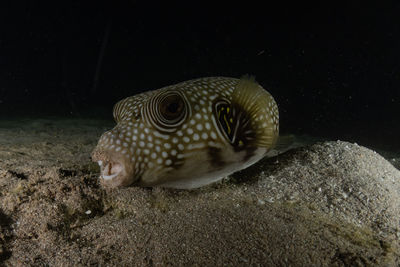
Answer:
(139, 141, 145, 147)
(171, 149, 177, 156)
(196, 124, 203, 131)
(157, 158, 163, 164)
(162, 151, 168, 158)
(144, 149, 150, 155)
(151, 152, 157, 159)
(195, 113, 202, 119)
(208, 141, 223, 148)
(205, 122, 211, 130)
(188, 143, 205, 149)
(165, 159, 172, 166)
(183, 136, 190, 143)
(193, 133, 200, 141)
(210, 131, 217, 139)
(177, 130, 183, 137)
(164, 143, 171, 149)
(201, 132, 208, 139)
(187, 128, 194, 135)
(178, 144, 184, 150)
(172, 137, 179, 144)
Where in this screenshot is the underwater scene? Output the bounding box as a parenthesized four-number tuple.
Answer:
(0, 2, 399, 266)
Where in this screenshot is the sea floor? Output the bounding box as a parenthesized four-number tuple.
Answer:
(0, 117, 399, 265)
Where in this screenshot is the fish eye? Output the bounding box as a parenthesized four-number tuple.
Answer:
(145, 90, 191, 132)
(160, 94, 185, 121)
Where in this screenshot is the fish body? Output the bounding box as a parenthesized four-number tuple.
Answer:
(92, 76, 279, 189)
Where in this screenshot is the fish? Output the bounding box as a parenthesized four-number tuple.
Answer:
(92, 76, 279, 189)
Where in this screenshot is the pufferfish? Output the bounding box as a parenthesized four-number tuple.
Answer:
(92, 76, 279, 189)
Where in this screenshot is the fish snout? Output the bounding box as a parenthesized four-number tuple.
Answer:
(91, 148, 135, 188)
(97, 160, 123, 181)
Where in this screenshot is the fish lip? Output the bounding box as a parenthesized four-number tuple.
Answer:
(97, 160, 124, 181)
(92, 148, 136, 187)
(103, 172, 119, 180)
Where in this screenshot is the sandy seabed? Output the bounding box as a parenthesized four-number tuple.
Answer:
(0, 118, 399, 266)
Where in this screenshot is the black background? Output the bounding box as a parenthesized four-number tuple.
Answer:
(0, 1, 399, 150)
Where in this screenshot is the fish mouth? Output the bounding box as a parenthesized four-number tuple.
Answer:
(92, 148, 136, 188)
(97, 160, 124, 181)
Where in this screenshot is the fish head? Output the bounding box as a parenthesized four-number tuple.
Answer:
(91, 86, 192, 188)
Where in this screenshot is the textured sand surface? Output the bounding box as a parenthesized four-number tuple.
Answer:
(0, 119, 399, 266)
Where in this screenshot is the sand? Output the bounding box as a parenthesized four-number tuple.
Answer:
(0, 118, 399, 266)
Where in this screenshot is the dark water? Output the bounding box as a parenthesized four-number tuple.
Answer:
(0, 2, 399, 152)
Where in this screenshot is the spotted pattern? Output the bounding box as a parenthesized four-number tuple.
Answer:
(93, 77, 279, 188)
